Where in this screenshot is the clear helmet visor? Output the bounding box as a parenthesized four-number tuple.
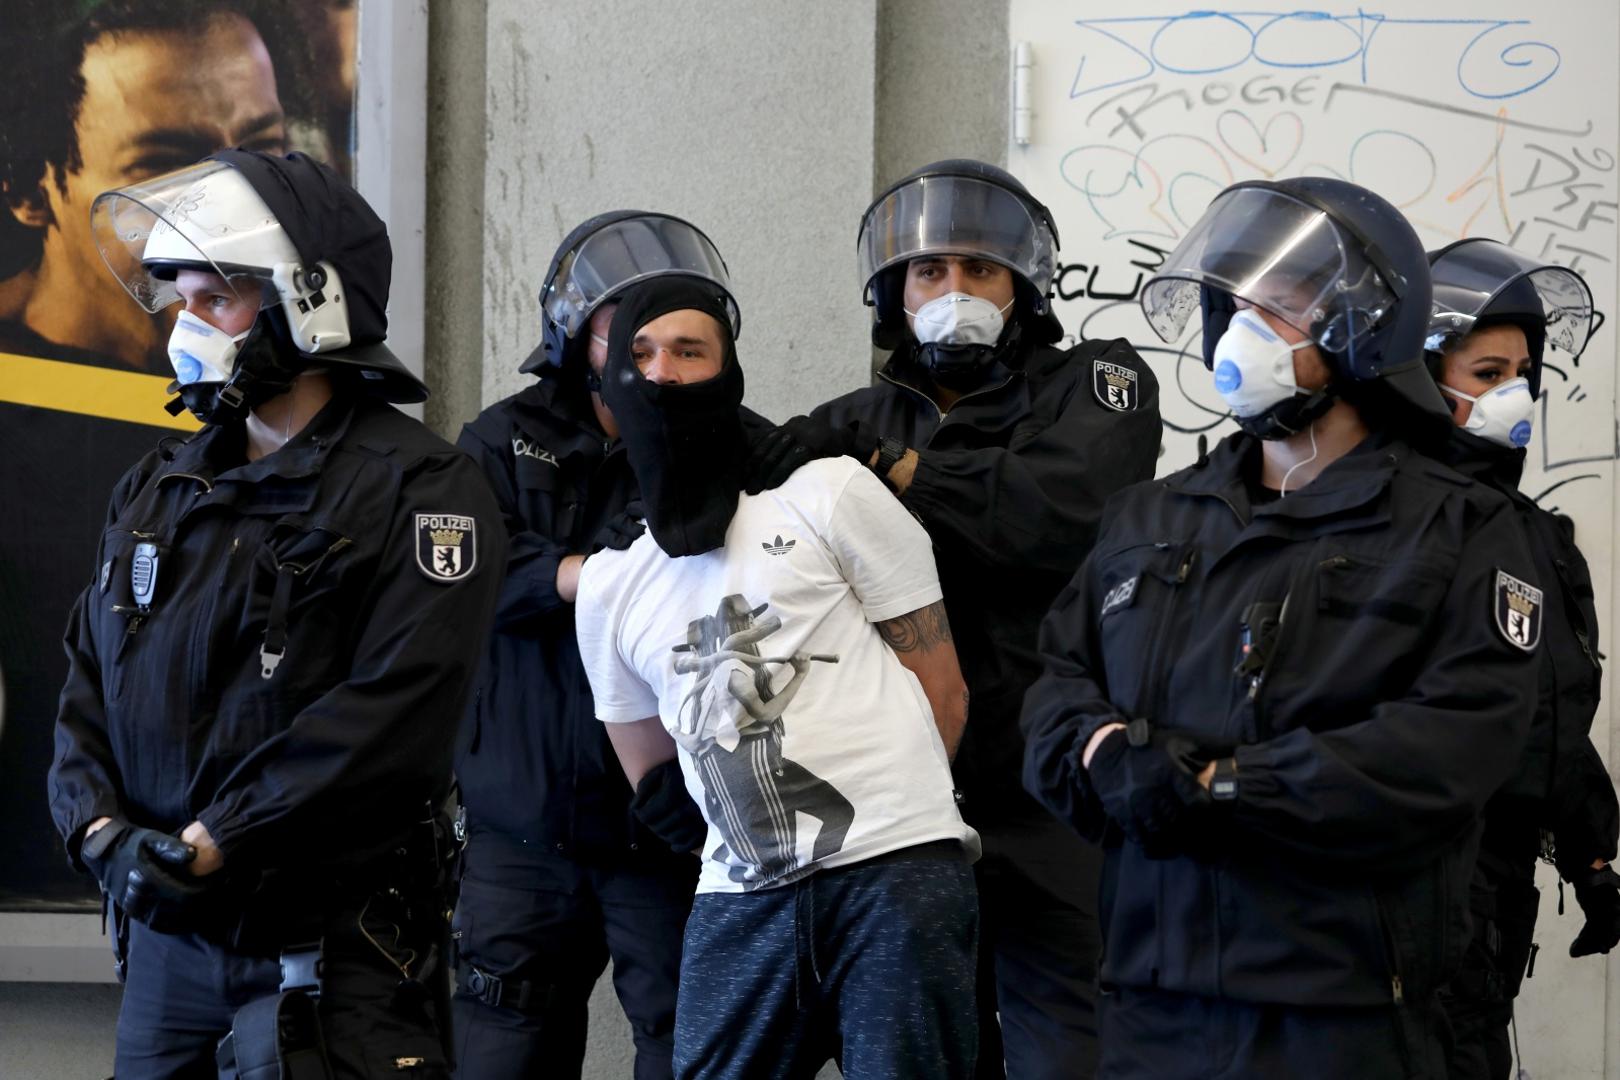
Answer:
(542, 216, 739, 340)
(1426, 239, 1596, 360)
(1141, 187, 1399, 357)
(857, 174, 1057, 296)
(91, 159, 295, 314)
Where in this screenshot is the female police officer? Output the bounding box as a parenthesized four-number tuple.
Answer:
(48, 150, 504, 1077)
(1022, 177, 1542, 1077)
(1421, 238, 1620, 1077)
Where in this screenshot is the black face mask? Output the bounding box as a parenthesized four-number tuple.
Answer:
(164, 315, 303, 426)
(910, 322, 1023, 392)
(914, 342, 993, 392)
(601, 278, 746, 557)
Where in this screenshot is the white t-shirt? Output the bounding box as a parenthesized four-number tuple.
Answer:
(577, 457, 978, 893)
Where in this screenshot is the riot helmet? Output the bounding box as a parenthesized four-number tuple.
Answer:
(1141, 176, 1446, 438)
(1425, 237, 1595, 399)
(522, 211, 739, 376)
(1419, 238, 1596, 450)
(857, 159, 1062, 383)
(92, 150, 425, 423)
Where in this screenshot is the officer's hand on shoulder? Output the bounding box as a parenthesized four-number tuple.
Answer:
(1570, 864, 1620, 957)
(743, 416, 879, 494)
(591, 499, 646, 553)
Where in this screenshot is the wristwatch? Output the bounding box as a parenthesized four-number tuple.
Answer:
(873, 436, 907, 484)
(1209, 757, 1238, 802)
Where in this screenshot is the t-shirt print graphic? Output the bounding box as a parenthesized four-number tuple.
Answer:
(671, 594, 855, 888)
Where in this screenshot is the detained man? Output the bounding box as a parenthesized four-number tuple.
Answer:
(576, 276, 980, 1079)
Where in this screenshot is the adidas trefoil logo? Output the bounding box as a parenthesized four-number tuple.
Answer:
(762, 534, 796, 556)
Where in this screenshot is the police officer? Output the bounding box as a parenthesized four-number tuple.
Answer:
(1022, 178, 1542, 1077)
(1420, 238, 1620, 1077)
(48, 150, 505, 1078)
(452, 213, 741, 1079)
(750, 159, 1162, 1079)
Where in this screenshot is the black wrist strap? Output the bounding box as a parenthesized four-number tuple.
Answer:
(82, 820, 127, 863)
(873, 436, 906, 481)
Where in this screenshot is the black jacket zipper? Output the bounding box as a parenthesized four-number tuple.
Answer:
(1553, 558, 1602, 670)
(1133, 546, 1196, 722)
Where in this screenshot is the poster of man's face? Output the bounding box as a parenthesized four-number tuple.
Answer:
(0, 0, 357, 374)
(0, 0, 359, 909)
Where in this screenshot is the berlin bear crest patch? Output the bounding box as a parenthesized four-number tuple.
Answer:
(1493, 570, 1542, 652)
(416, 513, 477, 583)
(1093, 360, 1139, 412)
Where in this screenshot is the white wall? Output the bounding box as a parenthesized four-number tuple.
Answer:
(477, 0, 878, 424)
(426, 0, 1017, 431)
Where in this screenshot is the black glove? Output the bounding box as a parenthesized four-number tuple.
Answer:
(743, 417, 881, 494)
(1087, 721, 1214, 857)
(630, 758, 708, 854)
(80, 819, 209, 930)
(591, 499, 646, 553)
(1569, 865, 1620, 957)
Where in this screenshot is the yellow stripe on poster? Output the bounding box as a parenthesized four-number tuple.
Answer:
(0, 351, 200, 432)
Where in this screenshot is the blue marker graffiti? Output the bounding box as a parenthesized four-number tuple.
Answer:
(1070, 11, 1561, 102)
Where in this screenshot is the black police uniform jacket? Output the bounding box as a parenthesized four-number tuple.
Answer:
(455, 374, 653, 859)
(813, 338, 1162, 822)
(1435, 432, 1617, 881)
(1022, 430, 1541, 1006)
(49, 393, 506, 922)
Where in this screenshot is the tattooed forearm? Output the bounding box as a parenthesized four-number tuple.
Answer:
(877, 600, 953, 654)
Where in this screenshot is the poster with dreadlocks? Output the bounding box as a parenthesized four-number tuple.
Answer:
(670, 594, 852, 888)
(0, 0, 358, 908)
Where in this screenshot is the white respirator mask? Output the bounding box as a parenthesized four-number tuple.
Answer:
(1441, 378, 1535, 448)
(906, 292, 1012, 348)
(1211, 309, 1315, 418)
(167, 309, 251, 385)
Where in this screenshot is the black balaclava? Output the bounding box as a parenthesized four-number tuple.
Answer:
(601, 277, 746, 557)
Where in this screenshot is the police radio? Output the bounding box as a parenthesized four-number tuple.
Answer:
(131, 542, 161, 611)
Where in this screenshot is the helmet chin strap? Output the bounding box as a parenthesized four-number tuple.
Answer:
(584, 332, 608, 394)
(1233, 383, 1338, 440)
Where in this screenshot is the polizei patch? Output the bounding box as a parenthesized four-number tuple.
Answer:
(416, 513, 477, 583)
(1493, 570, 1543, 652)
(1093, 360, 1139, 412)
